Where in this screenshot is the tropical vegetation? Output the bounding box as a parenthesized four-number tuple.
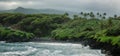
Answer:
(0, 12, 120, 48)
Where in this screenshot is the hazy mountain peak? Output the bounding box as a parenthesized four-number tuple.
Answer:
(14, 7, 26, 11)
(0, 7, 76, 15)
(16, 7, 25, 9)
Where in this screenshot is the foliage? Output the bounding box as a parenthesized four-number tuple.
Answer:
(50, 12, 120, 47)
(0, 13, 70, 37)
(0, 12, 120, 47)
(0, 27, 34, 42)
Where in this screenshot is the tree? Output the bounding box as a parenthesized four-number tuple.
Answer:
(64, 12, 69, 16)
(102, 16, 106, 19)
(80, 12, 83, 15)
(97, 12, 100, 15)
(103, 13, 107, 16)
(89, 12, 95, 19)
(114, 14, 117, 19)
(83, 13, 87, 18)
(90, 12, 93, 15)
(99, 14, 102, 17)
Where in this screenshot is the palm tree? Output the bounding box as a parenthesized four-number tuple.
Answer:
(102, 13, 107, 19)
(103, 13, 107, 16)
(83, 13, 87, 18)
(80, 12, 83, 15)
(96, 12, 100, 19)
(97, 12, 100, 15)
(102, 16, 106, 19)
(99, 14, 102, 17)
(90, 12, 93, 15)
(90, 12, 95, 19)
(87, 13, 90, 15)
(79, 12, 84, 18)
(114, 14, 117, 19)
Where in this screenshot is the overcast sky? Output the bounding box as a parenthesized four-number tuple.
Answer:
(0, 0, 120, 15)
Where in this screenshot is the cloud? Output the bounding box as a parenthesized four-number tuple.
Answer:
(0, 0, 120, 15)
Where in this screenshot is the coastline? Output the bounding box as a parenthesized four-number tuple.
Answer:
(30, 37, 119, 56)
(0, 37, 118, 56)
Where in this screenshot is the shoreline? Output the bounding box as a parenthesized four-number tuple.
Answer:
(30, 37, 87, 45)
(0, 37, 117, 56)
(30, 38, 118, 56)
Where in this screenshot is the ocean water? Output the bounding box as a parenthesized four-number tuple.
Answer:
(0, 41, 105, 56)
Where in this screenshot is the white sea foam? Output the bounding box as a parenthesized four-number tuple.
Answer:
(36, 49, 64, 56)
(37, 42, 83, 47)
(1, 46, 37, 55)
(79, 53, 100, 56)
(0, 41, 6, 43)
(0, 42, 105, 56)
(36, 49, 103, 56)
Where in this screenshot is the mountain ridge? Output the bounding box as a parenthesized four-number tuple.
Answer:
(0, 7, 77, 15)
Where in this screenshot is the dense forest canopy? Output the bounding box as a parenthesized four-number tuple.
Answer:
(0, 12, 120, 56)
(0, 12, 120, 47)
(0, 12, 120, 46)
